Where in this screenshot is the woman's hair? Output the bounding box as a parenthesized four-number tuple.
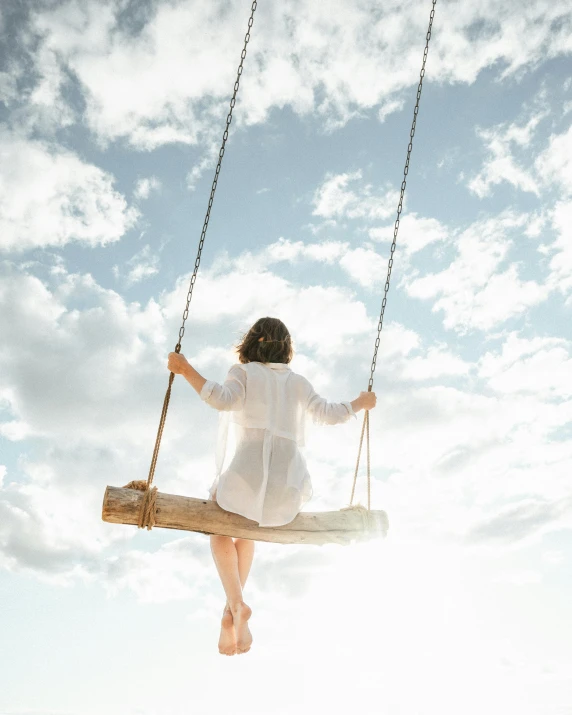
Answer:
(235, 317, 294, 364)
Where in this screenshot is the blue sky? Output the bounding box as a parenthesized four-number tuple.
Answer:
(1, 0, 572, 713)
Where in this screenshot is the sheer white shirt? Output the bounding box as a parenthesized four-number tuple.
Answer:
(199, 361, 356, 527)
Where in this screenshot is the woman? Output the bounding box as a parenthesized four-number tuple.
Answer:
(167, 317, 377, 656)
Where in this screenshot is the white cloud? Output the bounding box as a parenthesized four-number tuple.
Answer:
(493, 569, 542, 585)
(0, 264, 166, 445)
(114, 244, 161, 286)
(398, 344, 471, 381)
(468, 116, 544, 198)
(164, 264, 375, 358)
(535, 124, 572, 196)
(478, 332, 572, 398)
(461, 117, 572, 304)
(133, 176, 162, 200)
(546, 201, 572, 300)
(0, 130, 138, 253)
(0, 257, 379, 580)
(338, 246, 387, 288)
(378, 97, 406, 123)
(466, 496, 572, 546)
(469, 103, 572, 201)
(312, 170, 398, 221)
(0, 69, 19, 104)
(257, 236, 349, 267)
(104, 537, 211, 602)
(207, 235, 398, 291)
(22, 42, 76, 133)
(20, 0, 572, 151)
(368, 213, 449, 256)
(1, 251, 571, 588)
(405, 212, 551, 333)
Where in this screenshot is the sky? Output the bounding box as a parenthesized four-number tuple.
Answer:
(1, 0, 572, 713)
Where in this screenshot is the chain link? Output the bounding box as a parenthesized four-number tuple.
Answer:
(142, 1, 258, 496)
(351, 0, 437, 508)
(367, 0, 436, 392)
(175, 1, 258, 354)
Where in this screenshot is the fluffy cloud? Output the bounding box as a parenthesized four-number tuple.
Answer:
(468, 117, 543, 198)
(468, 106, 572, 200)
(404, 212, 551, 333)
(0, 257, 379, 581)
(9, 0, 569, 150)
(546, 201, 572, 300)
(535, 124, 572, 196)
(466, 497, 572, 545)
(463, 112, 572, 305)
(0, 131, 138, 252)
(221, 235, 393, 290)
(478, 332, 572, 398)
(398, 344, 471, 381)
(133, 176, 162, 201)
(1, 237, 571, 587)
(312, 171, 398, 221)
(104, 536, 212, 602)
(163, 263, 375, 359)
(368, 213, 449, 256)
(113, 243, 161, 286)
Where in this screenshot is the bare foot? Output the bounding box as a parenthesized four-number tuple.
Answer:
(218, 605, 237, 656)
(231, 601, 253, 654)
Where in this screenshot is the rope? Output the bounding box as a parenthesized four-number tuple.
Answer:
(350, 0, 437, 509)
(124, 1, 259, 529)
(340, 502, 385, 535)
(123, 480, 159, 530)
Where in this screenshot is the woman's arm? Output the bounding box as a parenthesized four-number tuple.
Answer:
(168, 353, 246, 411)
(168, 352, 207, 394)
(350, 391, 377, 414)
(305, 382, 377, 425)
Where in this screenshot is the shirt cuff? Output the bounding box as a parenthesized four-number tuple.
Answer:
(200, 379, 216, 402)
(342, 401, 357, 420)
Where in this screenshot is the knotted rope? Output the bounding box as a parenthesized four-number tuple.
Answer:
(349, 403, 371, 510)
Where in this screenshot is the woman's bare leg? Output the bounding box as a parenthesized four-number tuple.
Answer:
(235, 537, 255, 589)
(210, 534, 253, 655)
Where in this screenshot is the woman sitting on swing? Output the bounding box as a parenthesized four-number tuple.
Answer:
(167, 316, 377, 656)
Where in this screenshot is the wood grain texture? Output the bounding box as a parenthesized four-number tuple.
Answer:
(102, 486, 389, 545)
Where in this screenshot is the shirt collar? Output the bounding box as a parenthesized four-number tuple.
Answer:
(265, 362, 291, 371)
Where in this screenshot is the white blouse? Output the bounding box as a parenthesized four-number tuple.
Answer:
(199, 361, 356, 527)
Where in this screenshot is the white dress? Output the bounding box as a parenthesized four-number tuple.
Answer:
(199, 361, 357, 527)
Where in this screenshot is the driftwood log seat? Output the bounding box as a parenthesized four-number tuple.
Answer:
(102, 486, 389, 546)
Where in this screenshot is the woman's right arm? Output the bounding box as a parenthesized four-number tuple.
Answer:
(200, 365, 247, 411)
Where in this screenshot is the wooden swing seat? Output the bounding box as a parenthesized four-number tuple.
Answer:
(102, 486, 388, 545)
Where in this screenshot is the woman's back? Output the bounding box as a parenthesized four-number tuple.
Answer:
(200, 360, 356, 526)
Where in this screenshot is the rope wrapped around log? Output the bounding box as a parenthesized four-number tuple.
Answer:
(103, 485, 389, 545)
(123, 480, 158, 530)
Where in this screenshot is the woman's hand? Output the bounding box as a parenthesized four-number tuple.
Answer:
(168, 351, 190, 375)
(353, 390, 377, 412)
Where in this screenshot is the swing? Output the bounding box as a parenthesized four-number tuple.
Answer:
(101, 0, 437, 545)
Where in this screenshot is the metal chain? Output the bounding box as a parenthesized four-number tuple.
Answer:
(351, 0, 437, 507)
(367, 0, 436, 392)
(176, 0, 258, 354)
(144, 0, 258, 496)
